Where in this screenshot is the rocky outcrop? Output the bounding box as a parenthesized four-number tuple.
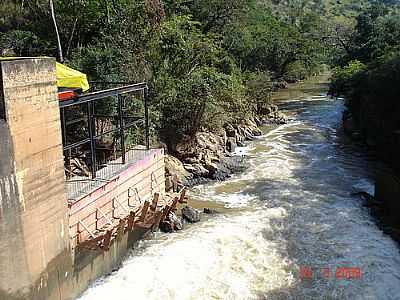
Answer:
(165, 154, 193, 185)
(258, 104, 288, 125)
(165, 107, 288, 185)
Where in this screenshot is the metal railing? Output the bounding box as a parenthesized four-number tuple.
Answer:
(60, 82, 150, 181)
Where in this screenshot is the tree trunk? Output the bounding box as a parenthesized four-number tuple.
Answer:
(49, 0, 64, 63)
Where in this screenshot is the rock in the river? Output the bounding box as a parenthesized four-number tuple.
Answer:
(351, 131, 363, 141)
(167, 112, 289, 184)
(343, 117, 356, 134)
(203, 208, 219, 214)
(159, 220, 173, 233)
(170, 212, 183, 230)
(160, 212, 183, 232)
(181, 206, 201, 223)
(366, 135, 378, 148)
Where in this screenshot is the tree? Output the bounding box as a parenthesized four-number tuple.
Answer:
(49, 0, 63, 62)
(188, 0, 248, 33)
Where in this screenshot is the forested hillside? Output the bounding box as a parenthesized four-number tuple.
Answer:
(329, 1, 400, 170)
(0, 0, 398, 153)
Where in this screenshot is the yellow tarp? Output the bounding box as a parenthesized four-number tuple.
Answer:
(0, 57, 89, 92)
(56, 62, 90, 92)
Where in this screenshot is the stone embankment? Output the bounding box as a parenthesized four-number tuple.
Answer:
(165, 104, 287, 186)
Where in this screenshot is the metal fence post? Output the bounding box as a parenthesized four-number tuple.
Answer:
(117, 94, 126, 164)
(144, 86, 150, 150)
(87, 102, 97, 179)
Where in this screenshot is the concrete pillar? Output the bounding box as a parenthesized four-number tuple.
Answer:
(0, 58, 71, 300)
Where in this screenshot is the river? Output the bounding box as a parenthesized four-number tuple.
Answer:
(79, 76, 400, 300)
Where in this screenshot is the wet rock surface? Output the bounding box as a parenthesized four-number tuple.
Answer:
(181, 206, 201, 223)
(203, 208, 219, 214)
(160, 212, 183, 233)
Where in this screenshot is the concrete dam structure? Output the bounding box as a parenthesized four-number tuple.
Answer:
(0, 57, 182, 300)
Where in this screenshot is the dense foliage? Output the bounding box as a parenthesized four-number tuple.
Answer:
(330, 4, 400, 136)
(2, 0, 396, 151)
(329, 2, 400, 168)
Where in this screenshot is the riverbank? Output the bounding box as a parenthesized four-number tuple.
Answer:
(165, 104, 288, 186)
(343, 109, 400, 242)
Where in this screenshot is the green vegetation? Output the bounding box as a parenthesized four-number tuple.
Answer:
(1, 0, 398, 154)
(330, 2, 400, 164)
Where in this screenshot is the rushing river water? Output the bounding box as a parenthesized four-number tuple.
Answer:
(79, 76, 400, 300)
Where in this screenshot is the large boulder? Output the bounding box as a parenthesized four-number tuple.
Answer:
(165, 155, 192, 184)
(182, 206, 201, 223)
(196, 132, 224, 153)
(160, 212, 183, 232)
(259, 105, 273, 115)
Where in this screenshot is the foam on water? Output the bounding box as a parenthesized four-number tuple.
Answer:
(232, 146, 254, 156)
(79, 209, 295, 300)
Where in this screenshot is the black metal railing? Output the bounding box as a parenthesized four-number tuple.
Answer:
(60, 82, 150, 182)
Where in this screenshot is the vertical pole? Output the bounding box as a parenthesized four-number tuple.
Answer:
(49, 0, 64, 63)
(60, 107, 70, 176)
(60, 107, 67, 146)
(118, 95, 126, 164)
(144, 86, 150, 150)
(87, 102, 97, 179)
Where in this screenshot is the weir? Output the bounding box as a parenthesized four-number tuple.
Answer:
(0, 57, 185, 300)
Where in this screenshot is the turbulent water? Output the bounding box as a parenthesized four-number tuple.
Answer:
(79, 77, 400, 300)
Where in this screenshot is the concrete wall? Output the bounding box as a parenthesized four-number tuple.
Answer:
(69, 149, 165, 249)
(0, 58, 71, 300)
(68, 226, 149, 300)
